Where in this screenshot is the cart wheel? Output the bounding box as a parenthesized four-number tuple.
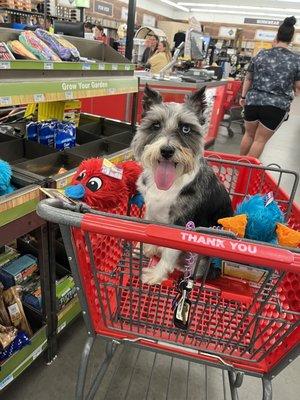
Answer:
(228, 128, 234, 138)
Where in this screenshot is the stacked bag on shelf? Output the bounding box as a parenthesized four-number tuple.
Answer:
(26, 120, 77, 150)
(7, 30, 80, 62)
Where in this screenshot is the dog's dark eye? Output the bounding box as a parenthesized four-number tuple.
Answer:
(151, 121, 161, 130)
(86, 177, 102, 192)
(77, 170, 86, 181)
(181, 124, 191, 134)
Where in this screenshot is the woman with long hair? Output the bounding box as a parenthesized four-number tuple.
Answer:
(147, 40, 172, 74)
(240, 16, 300, 159)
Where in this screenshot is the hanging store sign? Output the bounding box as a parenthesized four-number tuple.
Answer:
(218, 26, 237, 39)
(94, 1, 113, 17)
(255, 30, 277, 42)
(142, 14, 156, 27)
(121, 7, 128, 21)
(244, 18, 283, 26)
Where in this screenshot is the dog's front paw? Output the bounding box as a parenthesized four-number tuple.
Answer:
(143, 244, 161, 258)
(142, 267, 167, 285)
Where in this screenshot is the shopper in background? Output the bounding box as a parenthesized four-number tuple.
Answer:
(146, 40, 172, 74)
(141, 35, 159, 65)
(240, 16, 300, 159)
(84, 22, 95, 40)
(94, 25, 106, 42)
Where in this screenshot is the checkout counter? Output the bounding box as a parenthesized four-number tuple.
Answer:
(81, 26, 230, 148)
(81, 77, 228, 148)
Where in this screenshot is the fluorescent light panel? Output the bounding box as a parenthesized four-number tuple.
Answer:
(178, 2, 300, 13)
(160, 0, 189, 12)
(190, 8, 300, 18)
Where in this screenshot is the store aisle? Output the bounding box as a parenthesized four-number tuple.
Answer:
(3, 98, 300, 400)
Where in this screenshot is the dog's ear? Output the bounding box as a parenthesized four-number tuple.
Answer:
(142, 84, 162, 116)
(185, 86, 207, 123)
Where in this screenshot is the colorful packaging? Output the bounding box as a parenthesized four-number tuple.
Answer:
(19, 31, 61, 62)
(38, 122, 55, 147)
(26, 121, 38, 142)
(35, 29, 80, 61)
(3, 286, 33, 337)
(0, 254, 38, 288)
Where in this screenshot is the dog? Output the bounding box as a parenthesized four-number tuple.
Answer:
(132, 84, 233, 285)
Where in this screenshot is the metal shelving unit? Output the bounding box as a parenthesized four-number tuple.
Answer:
(0, 27, 138, 391)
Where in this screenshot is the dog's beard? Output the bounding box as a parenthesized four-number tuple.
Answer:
(141, 137, 196, 190)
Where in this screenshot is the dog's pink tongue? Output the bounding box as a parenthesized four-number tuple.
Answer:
(154, 161, 176, 190)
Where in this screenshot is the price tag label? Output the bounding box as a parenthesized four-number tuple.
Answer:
(65, 91, 74, 100)
(125, 64, 131, 71)
(0, 61, 11, 69)
(32, 344, 44, 360)
(0, 374, 13, 390)
(44, 62, 53, 70)
(83, 63, 91, 70)
(57, 321, 67, 333)
(112, 63, 118, 70)
(98, 63, 105, 70)
(108, 88, 116, 94)
(0, 96, 12, 106)
(33, 93, 45, 102)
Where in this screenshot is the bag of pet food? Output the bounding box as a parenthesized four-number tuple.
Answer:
(7, 40, 38, 60)
(3, 286, 33, 337)
(0, 324, 17, 350)
(35, 29, 80, 61)
(0, 283, 11, 326)
(19, 31, 61, 62)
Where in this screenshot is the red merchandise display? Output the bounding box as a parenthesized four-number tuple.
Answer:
(81, 80, 228, 148)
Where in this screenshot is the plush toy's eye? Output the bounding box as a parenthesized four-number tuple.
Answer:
(151, 121, 161, 130)
(86, 177, 102, 192)
(181, 124, 191, 134)
(77, 170, 86, 181)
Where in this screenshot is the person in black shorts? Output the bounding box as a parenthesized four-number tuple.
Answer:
(239, 16, 300, 159)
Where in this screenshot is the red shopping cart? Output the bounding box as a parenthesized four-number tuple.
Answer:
(221, 81, 245, 137)
(37, 152, 300, 400)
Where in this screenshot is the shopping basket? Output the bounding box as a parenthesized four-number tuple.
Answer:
(37, 152, 300, 400)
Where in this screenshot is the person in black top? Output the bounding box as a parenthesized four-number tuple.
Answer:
(141, 35, 159, 65)
(240, 16, 300, 159)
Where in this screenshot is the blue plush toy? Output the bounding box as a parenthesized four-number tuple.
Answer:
(235, 194, 284, 243)
(0, 160, 15, 196)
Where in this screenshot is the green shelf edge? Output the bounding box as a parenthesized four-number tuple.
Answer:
(0, 326, 47, 391)
(0, 76, 138, 105)
(57, 297, 81, 334)
(0, 198, 39, 228)
(0, 60, 135, 72)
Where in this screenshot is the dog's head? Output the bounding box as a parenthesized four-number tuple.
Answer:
(132, 84, 206, 190)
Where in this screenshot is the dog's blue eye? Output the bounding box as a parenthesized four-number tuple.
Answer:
(151, 122, 161, 130)
(181, 124, 191, 134)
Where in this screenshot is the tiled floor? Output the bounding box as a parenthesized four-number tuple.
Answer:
(3, 97, 300, 400)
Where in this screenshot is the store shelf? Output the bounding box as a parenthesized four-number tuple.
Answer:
(0, 326, 47, 391)
(0, 60, 135, 72)
(0, 185, 41, 228)
(0, 7, 44, 17)
(57, 297, 81, 334)
(0, 76, 138, 106)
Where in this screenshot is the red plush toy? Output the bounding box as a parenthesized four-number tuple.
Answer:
(65, 158, 143, 325)
(65, 158, 142, 213)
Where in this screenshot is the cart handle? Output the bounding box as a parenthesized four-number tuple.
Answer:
(81, 213, 300, 274)
(37, 199, 300, 274)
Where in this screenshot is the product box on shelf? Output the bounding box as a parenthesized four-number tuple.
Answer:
(0, 254, 38, 288)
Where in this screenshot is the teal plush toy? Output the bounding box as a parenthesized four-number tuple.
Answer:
(0, 160, 15, 196)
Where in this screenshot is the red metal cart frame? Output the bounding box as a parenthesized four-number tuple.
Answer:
(37, 152, 300, 400)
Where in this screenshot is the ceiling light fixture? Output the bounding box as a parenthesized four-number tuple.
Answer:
(178, 2, 300, 13)
(160, 0, 189, 12)
(190, 8, 300, 19)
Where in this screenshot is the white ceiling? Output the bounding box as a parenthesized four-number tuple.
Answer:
(150, 0, 300, 25)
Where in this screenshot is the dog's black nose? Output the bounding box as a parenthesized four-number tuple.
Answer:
(160, 146, 175, 159)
